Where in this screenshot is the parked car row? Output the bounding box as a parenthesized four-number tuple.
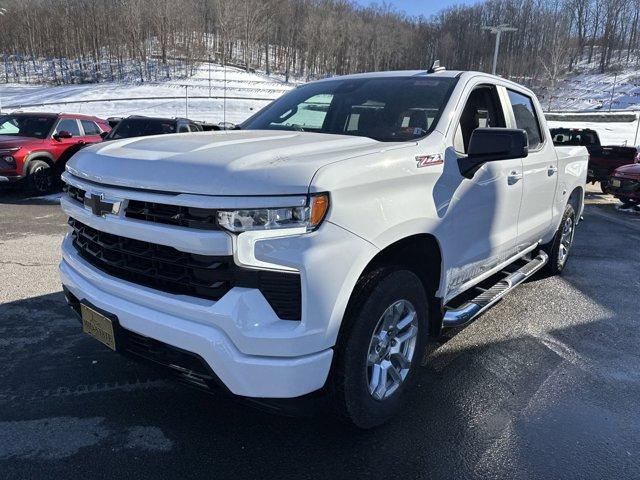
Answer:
(551, 127, 640, 207)
(0, 112, 223, 195)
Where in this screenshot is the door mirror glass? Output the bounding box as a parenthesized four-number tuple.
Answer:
(459, 128, 528, 178)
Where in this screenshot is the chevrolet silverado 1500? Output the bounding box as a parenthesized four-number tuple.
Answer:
(59, 69, 588, 428)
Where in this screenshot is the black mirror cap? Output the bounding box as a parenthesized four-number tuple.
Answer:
(56, 130, 73, 139)
(459, 128, 529, 178)
(468, 128, 528, 161)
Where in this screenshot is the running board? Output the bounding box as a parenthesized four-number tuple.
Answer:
(442, 251, 549, 328)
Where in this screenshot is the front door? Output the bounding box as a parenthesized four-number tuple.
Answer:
(445, 85, 523, 296)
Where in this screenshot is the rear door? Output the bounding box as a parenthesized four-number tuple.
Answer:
(504, 89, 557, 251)
(79, 119, 104, 146)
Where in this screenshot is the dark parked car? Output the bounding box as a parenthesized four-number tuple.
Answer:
(551, 127, 639, 192)
(609, 163, 640, 207)
(0, 112, 110, 194)
(102, 116, 204, 141)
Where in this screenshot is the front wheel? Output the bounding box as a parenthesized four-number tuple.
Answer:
(26, 160, 54, 195)
(600, 180, 611, 194)
(543, 203, 576, 276)
(330, 268, 429, 429)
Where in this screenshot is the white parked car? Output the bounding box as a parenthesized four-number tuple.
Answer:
(59, 68, 588, 428)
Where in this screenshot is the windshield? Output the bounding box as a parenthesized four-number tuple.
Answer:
(242, 76, 458, 142)
(105, 118, 177, 140)
(0, 115, 56, 139)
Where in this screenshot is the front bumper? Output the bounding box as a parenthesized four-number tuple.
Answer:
(60, 239, 333, 398)
(609, 176, 640, 201)
(0, 174, 24, 183)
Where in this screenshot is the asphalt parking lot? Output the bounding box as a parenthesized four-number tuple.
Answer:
(1, 185, 639, 480)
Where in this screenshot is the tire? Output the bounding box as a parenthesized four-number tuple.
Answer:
(330, 267, 429, 429)
(26, 160, 54, 195)
(543, 203, 576, 276)
(600, 180, 610, 194)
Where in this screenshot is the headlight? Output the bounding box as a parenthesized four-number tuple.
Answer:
(217, 193, 329, 233)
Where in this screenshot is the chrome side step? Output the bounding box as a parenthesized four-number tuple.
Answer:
(442, 251, 549, 328)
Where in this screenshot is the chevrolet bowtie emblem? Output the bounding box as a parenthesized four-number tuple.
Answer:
(84, 193, 121, 217)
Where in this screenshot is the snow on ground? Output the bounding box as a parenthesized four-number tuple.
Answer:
(0, 64, 295, 124)
(0, 60, 638, 146)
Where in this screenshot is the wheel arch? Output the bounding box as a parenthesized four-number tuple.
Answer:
(339, 233, 444, 341)
(22, 151, 56, 175)
(568, 185, 584, 221)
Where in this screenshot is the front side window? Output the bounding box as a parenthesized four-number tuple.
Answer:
(507, 90, 543, 149)
(454, 86, 506, 153)
(0, 115, 56, 139)
(55, 119, 81, 137)
(242, 77, 458, 142)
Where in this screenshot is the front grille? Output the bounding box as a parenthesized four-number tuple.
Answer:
(126, 200, 218, 230)
(69, 218, 301, 319)
(63, 184, 86, 204)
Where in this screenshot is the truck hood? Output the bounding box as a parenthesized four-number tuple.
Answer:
(614, 163, 640, 177)
(0, 136, 44, 149)
(67, 130, 411, 195)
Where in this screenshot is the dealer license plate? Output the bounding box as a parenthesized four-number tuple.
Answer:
(81, 304, 116, 351)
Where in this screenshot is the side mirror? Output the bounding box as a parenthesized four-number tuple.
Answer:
(100, 131, 109, 139)
(54, 130, 73, 140)
(458, 128, 528, 178)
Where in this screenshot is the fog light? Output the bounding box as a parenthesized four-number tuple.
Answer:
(2, 155, 15, 167)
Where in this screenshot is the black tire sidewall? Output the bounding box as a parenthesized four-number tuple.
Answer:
(27, 160, 53, 195)
(333, 269, 429, 429)
(546, 203, 576, 275)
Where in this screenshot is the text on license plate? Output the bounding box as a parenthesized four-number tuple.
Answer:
(611, 179, 621, 187)
(81, 304, 116, 350)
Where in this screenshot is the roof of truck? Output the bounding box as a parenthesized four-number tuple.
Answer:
(314, 70, 464, 82)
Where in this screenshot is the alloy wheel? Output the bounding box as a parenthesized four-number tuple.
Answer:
(366, 299, 418, 401)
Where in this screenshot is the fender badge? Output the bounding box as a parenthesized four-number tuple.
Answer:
(416, 154, 443, 168)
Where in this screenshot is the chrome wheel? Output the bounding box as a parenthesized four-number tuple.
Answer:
(558, 215, 575, 267)
(366, 299, 418, 401)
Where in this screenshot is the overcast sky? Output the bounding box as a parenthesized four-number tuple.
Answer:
(354, 0, 482, 17)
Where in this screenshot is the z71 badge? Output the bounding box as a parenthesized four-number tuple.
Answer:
(416, 154, 443, 168)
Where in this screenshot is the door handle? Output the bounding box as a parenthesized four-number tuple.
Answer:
(548, 165, 558, 175)
(508, 171, 523, 185)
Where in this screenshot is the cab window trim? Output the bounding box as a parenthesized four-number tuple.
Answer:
(504, 88, 546, 152)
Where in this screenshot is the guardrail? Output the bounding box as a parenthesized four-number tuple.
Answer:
(544, 110, 639, 123)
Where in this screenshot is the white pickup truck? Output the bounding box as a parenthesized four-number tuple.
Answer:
(59, 69, 588, 428)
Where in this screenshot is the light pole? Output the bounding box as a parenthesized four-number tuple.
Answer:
(483, 24, 517, 75)
(0, 7, 7, 110)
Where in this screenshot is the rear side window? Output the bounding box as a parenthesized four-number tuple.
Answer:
(507, 90, 543, 149)
(55, 119, 81, 136)
(81, 120, 101, 135)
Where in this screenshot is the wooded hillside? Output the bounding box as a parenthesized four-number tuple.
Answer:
(0, 0, 637, 85)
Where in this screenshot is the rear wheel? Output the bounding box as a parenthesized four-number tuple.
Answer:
(543, 203, 576, 276)
(330, 268, 429, 429)
(26, 160, 54, 195)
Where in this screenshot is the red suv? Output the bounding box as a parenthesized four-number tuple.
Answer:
(0, 112, 110, 194)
